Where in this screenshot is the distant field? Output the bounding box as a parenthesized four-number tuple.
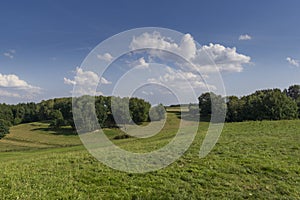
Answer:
(0, 111, 299, 199)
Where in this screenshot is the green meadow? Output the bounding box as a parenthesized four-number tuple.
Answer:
(0, 110, 299, 199)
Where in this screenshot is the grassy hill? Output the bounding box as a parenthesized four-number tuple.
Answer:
(0, 111, 299, 199)
(0, 122, 81, 152)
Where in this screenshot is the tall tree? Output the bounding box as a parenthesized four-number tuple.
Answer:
(129, 97, 151, 124)
(49, 110, 65, 129)
(198, 92, 226, 122)
(286, 85, 300, 100)
(226, 96, 245, 122)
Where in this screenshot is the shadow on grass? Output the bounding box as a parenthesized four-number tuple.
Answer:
(31, 127, 78, 136)
(168, 110, 211, 122)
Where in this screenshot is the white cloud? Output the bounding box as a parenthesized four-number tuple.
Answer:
(0, 89, 21, 98)
(3, 49, 16, 59)
(100, 77, 112, 84)
(129, 32, 251, 73)
(64, 68, 111, 96)
(286, 57, 299, 67)
(130, 57, 150, 69)
(130, 32, 196, 60)
(97, 53, 114, 62)
(0, 73, 40, 91)
(193, 43, 251, 72)
(127, 31, 251, 95)
(0, 73, 41, 99)
(64, 68, 111, 86)
(64, 77, 76, 85)
(179, 33, 197, 60)
(239, 34, 252, 41)
(147, 66, 216, 91)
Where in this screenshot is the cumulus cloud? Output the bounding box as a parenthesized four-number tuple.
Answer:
(130, 57, 150, 69)
(64, 68, 111, 86)
(3, 49, 16, 59)
(239, 34, 252, 41)
(130, 32, 196, 60)
(129, 32, 251, 73)
(193, 43, 251, 72)
(286, 57, 299, 67)
(127, 31, 251, 95)
(97, 53, 114, 62)
(64, 68, 111, 96)
(0, 73, 41, 99)
(0, 73, 40, 91)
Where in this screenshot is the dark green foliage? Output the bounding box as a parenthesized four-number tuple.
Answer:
(0, 104, 13, 126)
(198, 92, 226, 122)
(49, 110, 65, 129)
(53, 98, 75, 129)
(225, 88, 298, 122)
(38, 99, 54, 121)
(198, 92, 212, 116)
(226, 96, 245, 122)
(295, 97, 300, 117)
(11, 102, 39, 124)
(286, 85, 300, 100)
(0, 119, 10, 139)
(285, 85, 300, 117)
(0, 95, 153, 132)
(129, 97, 151, 123)
(243, 89, 298, 120)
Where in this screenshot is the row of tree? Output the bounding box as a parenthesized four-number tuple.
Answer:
(0, 95, 166, 138)
(73, 96, 164, 132)
(198, 85, 300, 122)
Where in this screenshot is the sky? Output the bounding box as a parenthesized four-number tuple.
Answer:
(1, 0, 300, 105)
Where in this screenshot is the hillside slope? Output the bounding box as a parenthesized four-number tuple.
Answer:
(0, 112, 299, 199)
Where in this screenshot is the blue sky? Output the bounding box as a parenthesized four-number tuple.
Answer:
(1, 0, 300, 104)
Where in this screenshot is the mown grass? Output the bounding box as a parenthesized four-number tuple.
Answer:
(0, 122, 82, 152)
(0, 111, 299, 199)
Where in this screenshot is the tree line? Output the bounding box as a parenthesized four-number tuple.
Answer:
(198, 85, 300, 122)
(1, 84, 299, 138)
(0, 96, 165, 138)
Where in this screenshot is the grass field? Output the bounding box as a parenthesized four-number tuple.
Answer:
(0, 110, 299, 199)
(0, 122, 81, 152)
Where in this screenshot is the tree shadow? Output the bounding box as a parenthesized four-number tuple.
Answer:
(169, 110, 211, 122)
(31, 127, 78, 136)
